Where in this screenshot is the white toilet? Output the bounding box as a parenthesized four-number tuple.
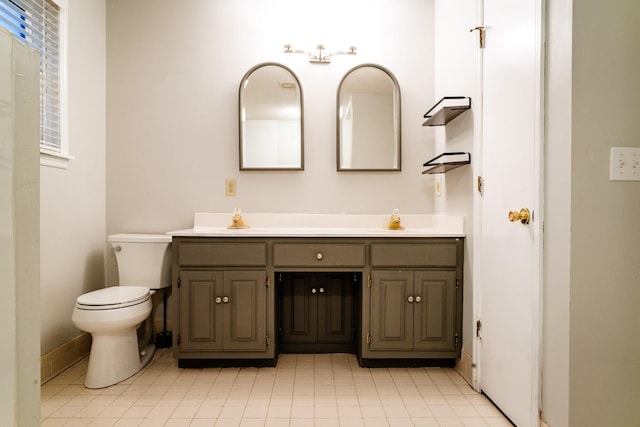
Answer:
(72, 233, 171, 389)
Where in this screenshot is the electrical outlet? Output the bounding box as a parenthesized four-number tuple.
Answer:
(435, 176, 442, 197)
(610, 147, 640, 181)
(225, 179, 237, 196)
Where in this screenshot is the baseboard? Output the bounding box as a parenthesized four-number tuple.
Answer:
(456, 349, 473, 385)
(41, 332, 91, 384)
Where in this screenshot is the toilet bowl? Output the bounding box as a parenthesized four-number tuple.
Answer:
(72, 234, 171, 389)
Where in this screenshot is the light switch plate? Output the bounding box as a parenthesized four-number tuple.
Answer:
(610, 147, 640, 181)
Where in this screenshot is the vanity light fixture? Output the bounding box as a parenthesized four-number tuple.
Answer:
(284, 44, 357, 64)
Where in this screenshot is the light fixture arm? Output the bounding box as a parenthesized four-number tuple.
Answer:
(284, 43, 357, 64)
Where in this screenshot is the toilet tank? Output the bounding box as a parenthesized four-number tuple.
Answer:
(108, 234, 172, 289)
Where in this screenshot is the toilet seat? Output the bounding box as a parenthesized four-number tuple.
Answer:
(76, 286, 150, 310)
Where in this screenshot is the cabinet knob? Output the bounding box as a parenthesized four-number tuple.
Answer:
(215, 297, 222, 304)
(222, 296, 229, 303)
(407, 296, 414, 303)
(319, 287, 325, 294)
(316, 252, 323, 260)
(311, 288, 317, 294)
(414, 296, 422, 303)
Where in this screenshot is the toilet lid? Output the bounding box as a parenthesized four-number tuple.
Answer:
(76, 286, 150, 310)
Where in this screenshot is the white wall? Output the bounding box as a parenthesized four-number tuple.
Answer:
(568, 0, 640, 425)
(433, 0, 476, 363)
(40, 0, 106, 354)
(106, 0, 436, 235)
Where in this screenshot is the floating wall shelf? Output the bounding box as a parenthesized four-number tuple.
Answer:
(422, 152, 471, 174)
(422, 96, 471, 126)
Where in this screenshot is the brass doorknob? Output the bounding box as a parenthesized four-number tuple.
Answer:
(508, 208, 531, 224)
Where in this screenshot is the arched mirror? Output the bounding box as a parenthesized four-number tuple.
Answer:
(239, 63, 303, 170)
(337, 64, 401, 171)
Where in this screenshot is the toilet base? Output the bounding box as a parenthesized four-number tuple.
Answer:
(140, 342, 156, 368)
(84, 328, 154, 389)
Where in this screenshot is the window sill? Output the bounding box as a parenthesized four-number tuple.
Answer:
(40, 149, 74, 169)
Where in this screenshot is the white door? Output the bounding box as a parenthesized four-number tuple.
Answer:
(476, 0, 543, 426)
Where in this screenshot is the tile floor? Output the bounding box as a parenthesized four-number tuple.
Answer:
(41, 350, 513, 426)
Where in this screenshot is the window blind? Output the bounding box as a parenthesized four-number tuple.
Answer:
(0, 0, 61, 151)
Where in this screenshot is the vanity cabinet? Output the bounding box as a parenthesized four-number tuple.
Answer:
(362, 240, 463, 364)
(173, 239, 274, 367)
(178, 270, 267, 353)
(171, 235, 463, 367)
(369, 270, 457, 352)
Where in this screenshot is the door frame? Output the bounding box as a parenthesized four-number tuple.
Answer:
(471, 0, 546, 424)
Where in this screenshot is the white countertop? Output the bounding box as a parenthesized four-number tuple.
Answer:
(167, 213, 465, 238)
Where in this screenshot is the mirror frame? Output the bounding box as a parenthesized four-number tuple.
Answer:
(239, 62, 304, 171)
(336, 63, 401, 172)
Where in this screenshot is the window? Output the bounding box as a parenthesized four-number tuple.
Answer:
(0, 0, 69, 168)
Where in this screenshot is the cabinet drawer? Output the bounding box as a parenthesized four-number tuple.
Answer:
(273, 243, 366, 267)
(370, 243, 457, 267)
(177, 242, 267, 267)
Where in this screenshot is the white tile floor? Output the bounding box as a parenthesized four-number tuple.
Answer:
(41, 350, 513, 426)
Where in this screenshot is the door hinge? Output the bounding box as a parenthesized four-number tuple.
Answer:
(177, 334, 181, 345)
(477, 176, 484, 194)
(476, 320, 482, 338)
(366, 332, 371, 345)
(455, 333, 460, 347)
(266, 275, 270, 288)
(266, 333, 270, 346)
(368, 275, 372, 288)
(177, 277, 181, 288)
(470, 26, 486, 49)
(456, 279, 460, 289)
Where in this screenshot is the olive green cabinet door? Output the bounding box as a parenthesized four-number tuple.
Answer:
(413, 271, 457, 351)
(370, 270, 413, 351)
(370, 270, 458, 353)
(317, 274, 355, 344)
(179, 270, 267, 353)
(179, 270, 224, 352)
(223, 271, 267, 352)
(280, 274, 318, 344)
